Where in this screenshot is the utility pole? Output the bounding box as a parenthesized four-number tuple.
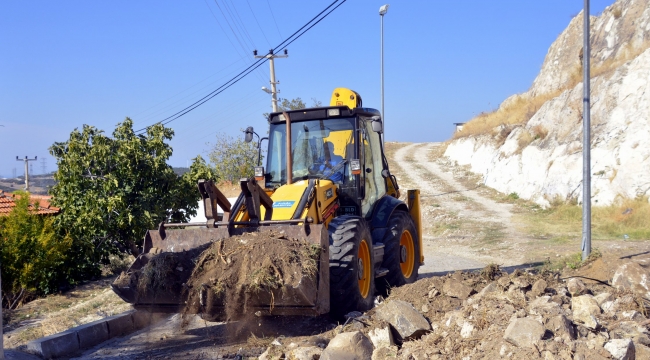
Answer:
(582, 0, 592, 261)
(254, 49, 288, 112)
(16, 156, 37, 192)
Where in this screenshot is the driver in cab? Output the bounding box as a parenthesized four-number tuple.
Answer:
(313, 141, 344, 182)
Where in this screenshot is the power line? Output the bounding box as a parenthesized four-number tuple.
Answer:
(206, 0, 268, 85)
(266, 0, 283, 40)
(246, 0, 272, 48)
(131, 58, 243, 120)
(134, 0, 346, 134)
(224, 0, 257, 50)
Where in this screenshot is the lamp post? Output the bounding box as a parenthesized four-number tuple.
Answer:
(379, 4, 389, 144)
(581, 0, 592, 261)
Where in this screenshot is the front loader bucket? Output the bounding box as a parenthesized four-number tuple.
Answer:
(111, 224, 330, 317)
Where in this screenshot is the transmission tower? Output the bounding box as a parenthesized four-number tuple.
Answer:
(40, 157, 47, 174)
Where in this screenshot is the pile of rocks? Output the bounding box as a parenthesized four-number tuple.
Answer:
(258, 260, 650, 359)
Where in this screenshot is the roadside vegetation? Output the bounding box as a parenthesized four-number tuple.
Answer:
(516, 196, 650, 242)
(436, 159, 650, 244)
(0, 193, 72, 309)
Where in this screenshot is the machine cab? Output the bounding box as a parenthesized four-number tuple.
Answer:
(264, 104, 387, 218)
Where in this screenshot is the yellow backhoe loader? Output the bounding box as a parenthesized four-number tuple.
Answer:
(112, 88, 423, 317)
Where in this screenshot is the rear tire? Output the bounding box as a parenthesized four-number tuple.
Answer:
(377, 210, 420, 294)
(328, 216, 376, 318)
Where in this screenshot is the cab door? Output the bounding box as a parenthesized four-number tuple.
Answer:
(360, 118, 387, 217)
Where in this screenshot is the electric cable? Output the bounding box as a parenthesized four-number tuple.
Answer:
(224, 0, 258, 50)
(246, 0, 272, 48)
(211, 0, 268, 84)
(134, 0, 345, 134)
(266, 0, 283, 40)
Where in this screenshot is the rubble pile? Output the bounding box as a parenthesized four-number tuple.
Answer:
(259, 258, 650, 359)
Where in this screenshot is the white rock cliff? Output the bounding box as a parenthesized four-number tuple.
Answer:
(445, 0, 650, 207)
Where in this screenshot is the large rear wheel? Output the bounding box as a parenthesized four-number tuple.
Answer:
(377, 210, 420, 294)
(328, 216, 376, 318)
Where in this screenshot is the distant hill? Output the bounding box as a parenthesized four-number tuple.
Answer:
(0, 173, 56, 195)
(0, 168, 194, 195)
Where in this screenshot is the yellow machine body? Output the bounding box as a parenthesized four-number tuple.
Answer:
(112, 88, 422, 318)
(330, 87, 362, 108)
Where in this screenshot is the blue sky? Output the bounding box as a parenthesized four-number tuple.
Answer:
(0, 0, 614, 178)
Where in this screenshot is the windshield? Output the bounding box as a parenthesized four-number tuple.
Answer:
(266, 117, 356, 186)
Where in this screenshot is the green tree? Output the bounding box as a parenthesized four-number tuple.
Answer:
(0, 193, 72, 308)
(262, 97, 322, 119)
(49, 118, 214, 279)
(208, 132, 259, 183)
(279, 97, 307, 111)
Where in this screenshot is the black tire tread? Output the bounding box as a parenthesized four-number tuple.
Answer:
(328, 215, 375, 318)
(377, 210, 420, 294)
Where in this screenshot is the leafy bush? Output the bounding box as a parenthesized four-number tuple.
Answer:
(208, 132, 260, 183)
(49, 119, 216, 279)
(0, 193, 72, 309)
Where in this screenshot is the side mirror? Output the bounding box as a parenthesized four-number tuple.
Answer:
(371, 116, 383, 133)
(244, 126, 254, 143)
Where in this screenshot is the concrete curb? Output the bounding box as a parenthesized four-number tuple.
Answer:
(26, 310, 168, 359)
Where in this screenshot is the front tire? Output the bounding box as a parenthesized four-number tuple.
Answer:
(377, 210, 420, 294)
(328, 216, 376, 318)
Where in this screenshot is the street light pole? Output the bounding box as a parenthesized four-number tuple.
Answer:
(582, 0, 592, 261)
(255, 49, 288, 113)
(379, 4, 389, 144)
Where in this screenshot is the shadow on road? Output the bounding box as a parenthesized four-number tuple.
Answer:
(418, 261, 546, 278)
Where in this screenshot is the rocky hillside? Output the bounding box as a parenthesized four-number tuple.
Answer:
(445, 0, 650, 207)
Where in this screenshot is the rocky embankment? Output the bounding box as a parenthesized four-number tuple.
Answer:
(258, 256, 650, 359)
(445, 0, 650, 207)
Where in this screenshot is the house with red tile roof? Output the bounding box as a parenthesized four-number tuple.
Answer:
(0, 190, 60, 216)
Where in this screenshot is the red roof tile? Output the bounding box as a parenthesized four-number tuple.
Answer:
(0, 190, 60, 216)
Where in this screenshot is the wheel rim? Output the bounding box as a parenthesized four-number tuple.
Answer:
(399, 230, 415, 278)
(357, 239, 371, 299)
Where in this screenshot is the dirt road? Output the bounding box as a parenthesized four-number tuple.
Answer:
(394, 142, 532, 276)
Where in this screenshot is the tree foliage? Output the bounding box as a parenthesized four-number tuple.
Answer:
(279, 97, 307, 111)
(0, 193, 72, 309)
(49, 118, 214, 278)
(208, 132, 259, 183)
(262, 97, 322, 119)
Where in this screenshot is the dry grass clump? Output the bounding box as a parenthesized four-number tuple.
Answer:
(454, 92, 560, 139)
(520, 196, 650, 241)
(480, 263, 501, 281)
(612, 6, 623, 19)
(516, 131, 534, 153)
(137, 252, 180, 294)
(531, 125, 548, 140)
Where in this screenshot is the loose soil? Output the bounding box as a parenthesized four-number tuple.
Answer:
(182, 230, 321, 321)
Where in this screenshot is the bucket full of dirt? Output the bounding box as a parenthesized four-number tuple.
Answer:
(112, 225, 331, 319)
(184, 228, 329, 321)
